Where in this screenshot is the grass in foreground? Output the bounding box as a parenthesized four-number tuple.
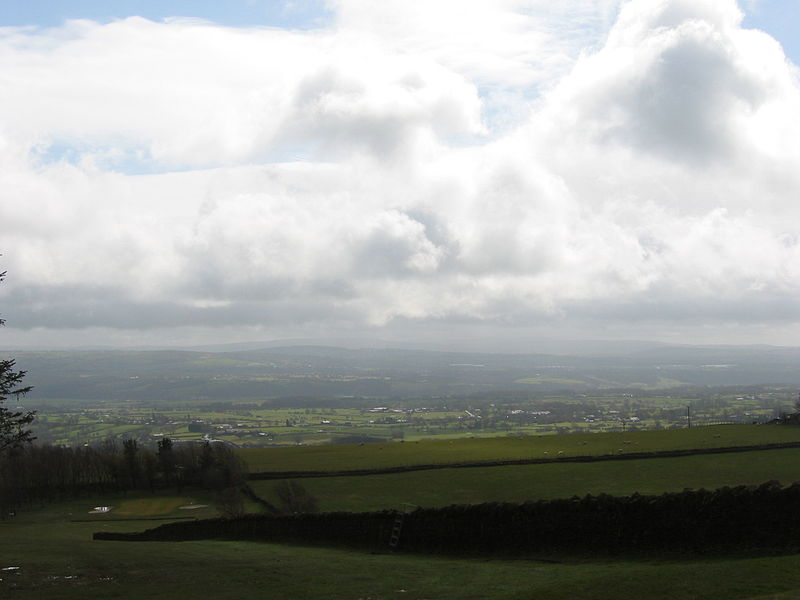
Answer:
(6, 496, 800, 599)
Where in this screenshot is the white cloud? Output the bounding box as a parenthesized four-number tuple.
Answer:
(543, 0, 799, 168)
(331, 0, 625, 85)
(0, 17, 483, 169)
(3, 0, 800, 348)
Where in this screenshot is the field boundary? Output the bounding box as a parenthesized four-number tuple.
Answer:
(247, 440, 800, 480)
(71, 516, 198, 523)
(93, 481, 800, 557)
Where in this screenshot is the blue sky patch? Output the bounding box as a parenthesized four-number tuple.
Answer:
(0, 0, 333, 30)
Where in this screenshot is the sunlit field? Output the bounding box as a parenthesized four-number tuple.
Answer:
(238, 424, 800, 473)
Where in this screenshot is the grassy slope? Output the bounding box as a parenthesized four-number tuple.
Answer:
(250, 446, 800, 512)
(239, 424, 800, 473)
(9, 425, 800, 599)
(7, 497, 800, 599)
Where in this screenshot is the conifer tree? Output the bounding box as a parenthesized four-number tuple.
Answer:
(0, 269, 34, 453)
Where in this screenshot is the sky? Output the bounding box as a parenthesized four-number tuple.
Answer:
(2, 0, 800, 351)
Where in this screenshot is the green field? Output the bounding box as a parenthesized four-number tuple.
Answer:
(249, 446, 800, 512)
(110, 497, 199, 518)
(239, 424, 800, 473)
(9, 424, 800, 598)
(6, 495, 800, 599)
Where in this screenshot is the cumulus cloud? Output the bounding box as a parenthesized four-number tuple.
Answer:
(545, 0, 798, 166)
(3, 0, 800, 348)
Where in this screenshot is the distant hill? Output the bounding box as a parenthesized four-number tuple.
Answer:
(3, 342, 800, 405)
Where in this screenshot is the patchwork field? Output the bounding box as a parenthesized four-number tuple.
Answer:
(28, 385, 793, 448)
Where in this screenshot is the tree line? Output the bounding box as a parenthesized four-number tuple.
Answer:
(0, 438, 247, 517)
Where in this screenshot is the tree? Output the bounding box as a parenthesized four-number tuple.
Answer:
(0, 269, 34, 454)
(157, 436, 176, 487)
(273, 480, 319, 514)
(198, 442, 248, 518)
(122, 438, 140, 488)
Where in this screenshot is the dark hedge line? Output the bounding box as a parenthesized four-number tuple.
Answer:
(95, 480, 800, 556)
(94, 510, 395, 550)
(248, 441, 800, 480)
